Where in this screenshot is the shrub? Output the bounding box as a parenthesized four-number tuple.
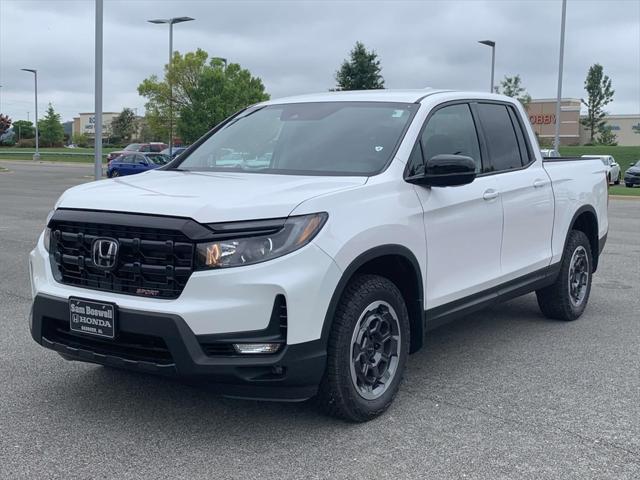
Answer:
(17, 138, 36, 148)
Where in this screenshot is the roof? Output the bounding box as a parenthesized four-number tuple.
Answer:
(264, 89, 450, 105)
(528, 98, 581, 104)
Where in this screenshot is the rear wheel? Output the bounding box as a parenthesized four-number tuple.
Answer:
(536, 230, 593, 321)
(318, 274, 410, 422)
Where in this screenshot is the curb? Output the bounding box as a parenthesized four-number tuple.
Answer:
(0, 159, 102, 167)
(609, 195, 640, 200)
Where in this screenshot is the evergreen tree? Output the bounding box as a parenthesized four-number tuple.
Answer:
(334, 42, 385, 91)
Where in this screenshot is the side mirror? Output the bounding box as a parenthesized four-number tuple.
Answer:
(407, 154, 477, 187)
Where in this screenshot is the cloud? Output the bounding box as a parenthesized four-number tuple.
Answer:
(0, 0, 638, 123)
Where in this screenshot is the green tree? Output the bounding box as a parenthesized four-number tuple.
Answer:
(136, 117, 155, 142)
(498, 75, 531, 106)
(334, 41, 385, 91)
(138, 49, 270, 144)
(0, 114, 11, 136)
(72, 133, 90, 148)
(12, 120, 35, 139)
(580, 64, 614, 143)
(597, 125, 617, 146)
(110, 108, 137, 143)
(38, 104, 65, 147)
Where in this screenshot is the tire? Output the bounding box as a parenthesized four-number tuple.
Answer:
(318, 274, 410, 422)
(626, 183, 633, 188)
(111, 170, 120, 177)
(614, 176, 620, 185)
(536, 230, 593, 321)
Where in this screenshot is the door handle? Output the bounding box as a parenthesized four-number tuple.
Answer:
(483, 189, 499, 200)
(533, 179, 547, 188)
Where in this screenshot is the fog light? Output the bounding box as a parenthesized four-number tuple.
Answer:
(232, 343, 281, 354)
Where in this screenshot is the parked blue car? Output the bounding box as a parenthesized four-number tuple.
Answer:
(160, 146, 188, 159)
(107, 153, 171, 178)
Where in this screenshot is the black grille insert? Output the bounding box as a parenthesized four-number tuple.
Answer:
(50, 220, 195, 299)
(42, 316, 173, 365)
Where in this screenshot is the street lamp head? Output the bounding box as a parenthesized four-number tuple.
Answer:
(148, 17, 195, 25)
(478, 40, 496, 48)
(21, 68, 37, 74)
(170, 16, 195, 24)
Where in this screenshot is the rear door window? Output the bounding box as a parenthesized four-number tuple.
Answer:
(476, 103, 523, 172)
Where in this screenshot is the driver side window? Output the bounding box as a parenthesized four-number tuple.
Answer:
(422, 104, 482, 172)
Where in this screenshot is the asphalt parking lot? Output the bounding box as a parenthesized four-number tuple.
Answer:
(0, 160, 639, 480)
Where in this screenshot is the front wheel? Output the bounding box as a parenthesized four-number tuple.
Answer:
(111, 170, 120, 177)
(626, 183, 633, 188)
(318, 274, 410, 422)
(536, 230, 593, 321)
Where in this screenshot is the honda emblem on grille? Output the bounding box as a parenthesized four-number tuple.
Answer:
(92, 238, 119, 270)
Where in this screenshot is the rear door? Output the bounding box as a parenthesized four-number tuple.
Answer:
(410, 102, 504, 308)
(111, 155, 125, 175)
(476, 102, 554, 278)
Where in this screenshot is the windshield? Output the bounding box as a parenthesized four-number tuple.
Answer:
(124, 144, 140, 151)
(173, 102, 417, 176)
(147, 154, 170, 165)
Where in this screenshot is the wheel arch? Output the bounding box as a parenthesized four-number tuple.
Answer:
(321, 245, 425, 354)
(565, 205, 600, 272)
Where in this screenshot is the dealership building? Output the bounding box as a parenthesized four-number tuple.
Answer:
(525, 98, 640, 146)
(72, 112, 119, 138)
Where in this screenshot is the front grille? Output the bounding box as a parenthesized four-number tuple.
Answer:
(42, 316, 173, 364)
(50, 221, 195, 299)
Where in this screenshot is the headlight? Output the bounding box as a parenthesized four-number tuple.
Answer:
(43, 210, 55, 253)
(196, 212, 328, 269)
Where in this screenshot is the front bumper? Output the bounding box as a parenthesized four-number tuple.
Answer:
(30, 232, 342, 345)
(30, 294, 326, 400)
(623, 175, 640, 185)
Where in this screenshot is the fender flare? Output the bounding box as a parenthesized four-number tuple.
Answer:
(320, 244, 425, 353)
(562, 204, 600, 272)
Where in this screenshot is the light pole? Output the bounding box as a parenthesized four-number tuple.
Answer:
(148, 16, 195, 157)
(94, 0, 103, 180)
(553, 0, 568, 152)
(478, 40, 496, 93)
(21, 69, 39, 161)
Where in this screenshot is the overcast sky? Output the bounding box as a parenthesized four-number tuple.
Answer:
(0, 0, 638, 123)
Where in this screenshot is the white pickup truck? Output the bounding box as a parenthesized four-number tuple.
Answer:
(29, 90, 608, 422)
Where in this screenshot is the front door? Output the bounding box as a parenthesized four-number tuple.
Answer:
(410, 103, 504, 309)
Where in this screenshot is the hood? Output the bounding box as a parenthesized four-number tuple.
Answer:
(626, 166, 640, 174)
(55, 170, 367, 223)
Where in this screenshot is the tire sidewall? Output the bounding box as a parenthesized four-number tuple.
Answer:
(562, 231, 593, 319)
(333, 276, 411, 418)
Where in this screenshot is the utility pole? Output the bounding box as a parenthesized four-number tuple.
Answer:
(554, 0, 567, 152)
(94, 0, 103, 180)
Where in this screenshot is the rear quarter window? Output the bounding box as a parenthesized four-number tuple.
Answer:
(476, 103, 523, 172)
